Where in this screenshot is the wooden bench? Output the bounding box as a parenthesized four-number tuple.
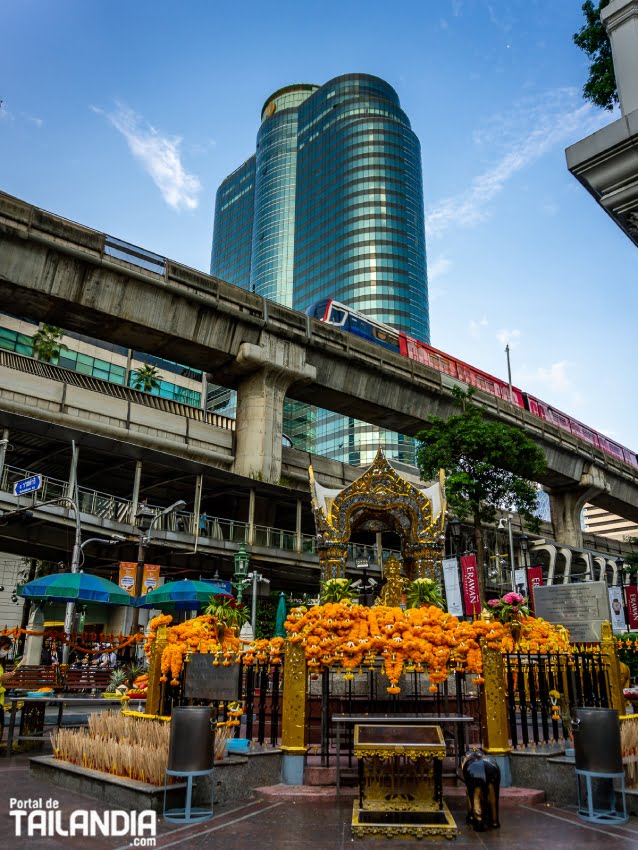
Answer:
(1, 665, 60, 692)
(62, 668, 112, 693)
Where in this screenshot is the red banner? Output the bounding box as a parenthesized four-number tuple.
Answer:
(460, 554, 481, 616)
(625, 586, 638, 630)
(526, 565, 543, 613)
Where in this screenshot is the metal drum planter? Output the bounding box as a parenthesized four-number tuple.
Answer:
(164, 706, 215, 824)
(572, 707, 628, 825)
(167, 706, 214, 773)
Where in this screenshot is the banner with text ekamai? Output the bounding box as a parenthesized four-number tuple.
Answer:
(118, 562, 161, 596)
(460, 554, 481, 616)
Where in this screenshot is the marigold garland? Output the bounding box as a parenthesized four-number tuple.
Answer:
(145, 613, 285, 683)
(285, 603, 570, 694)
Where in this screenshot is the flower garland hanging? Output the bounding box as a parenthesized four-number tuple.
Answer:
(144, 613, 286, 685)
(285, 600, 571, 694)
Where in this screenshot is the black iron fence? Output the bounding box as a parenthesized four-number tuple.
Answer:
(308, 666, 482, 768)
(164, 657, 283, 748)
(503, 650, 610, 749)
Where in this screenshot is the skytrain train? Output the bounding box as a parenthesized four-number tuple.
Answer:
(306, 298, 638, 469)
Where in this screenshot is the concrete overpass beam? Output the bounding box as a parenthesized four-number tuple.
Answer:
(602, 0, 638, 116)
(233, 339, 316, 483)
(548, 464, 610, 549)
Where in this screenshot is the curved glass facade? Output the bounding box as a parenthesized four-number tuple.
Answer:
(210, 74, 430, 465)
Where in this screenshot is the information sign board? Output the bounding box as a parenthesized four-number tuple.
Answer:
(184, 655, 240, 701)
(532, 581, 611, 642)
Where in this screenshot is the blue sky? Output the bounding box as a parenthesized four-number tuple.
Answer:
(1, 1, 635, 453)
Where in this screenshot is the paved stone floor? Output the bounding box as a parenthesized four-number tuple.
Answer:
(2, 751, 638, 849)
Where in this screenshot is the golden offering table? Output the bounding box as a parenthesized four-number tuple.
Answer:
(352, 724, 457, 840)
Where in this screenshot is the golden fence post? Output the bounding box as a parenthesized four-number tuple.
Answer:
(480, 642, 511, 755)
(280, 639, 308, 784)
(145, 625, 167, 716)
(600, 620, 626, 715)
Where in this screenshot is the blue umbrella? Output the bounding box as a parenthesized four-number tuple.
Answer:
(136, 579, 233, 611)
(18, 572, 133, 605)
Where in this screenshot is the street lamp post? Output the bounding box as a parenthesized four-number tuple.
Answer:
(130, 500, 186, 634)
(233, 543, 251, 605)
(449, 518, 461, 557)
(498, 515, 517, 593)
(248, 569, 270, 637)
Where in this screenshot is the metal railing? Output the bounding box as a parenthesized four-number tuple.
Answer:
(0, 463, 401, 562)
(0, 464, 315, 557)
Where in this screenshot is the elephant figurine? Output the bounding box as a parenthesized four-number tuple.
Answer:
(461, 748, 501, 831)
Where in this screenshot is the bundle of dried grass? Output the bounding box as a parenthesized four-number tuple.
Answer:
(52, 710, 171, 785)
(621, 715, 638, 788)
(214, 722, 235, 760)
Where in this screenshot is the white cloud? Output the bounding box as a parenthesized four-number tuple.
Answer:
(519, 359, 583, 408)
(25, 114, 43, 128)
(93, 102, 202, 211)
(468, 316, 488, 338)
(425, 88, 607, 238)
(496, 328, 521, 347)
(428, 255, 452, 282)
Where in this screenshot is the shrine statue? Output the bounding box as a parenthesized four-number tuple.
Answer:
(374, 555, 409, 607)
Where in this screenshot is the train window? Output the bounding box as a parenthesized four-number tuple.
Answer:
(373, 327, 399, 347)
(329, 307, 347, 325)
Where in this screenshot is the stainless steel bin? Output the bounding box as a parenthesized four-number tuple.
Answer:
(167, 706, 215, 773)
(573, 707, 622, 774)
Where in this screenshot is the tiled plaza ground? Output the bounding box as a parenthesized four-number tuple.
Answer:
(2, 750, 638, 850)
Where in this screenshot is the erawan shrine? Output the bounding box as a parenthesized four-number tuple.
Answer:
(3, 449, 634, 838)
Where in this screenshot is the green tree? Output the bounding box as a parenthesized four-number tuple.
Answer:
(131, 363, 161, 393)
(416, 388, 547, 602)
(31, 324, 66, 363)
(574, 0, 618, 111)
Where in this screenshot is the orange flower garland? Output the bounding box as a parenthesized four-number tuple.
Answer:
(145, 613, 286, 685)
(285, 602, 570, 694)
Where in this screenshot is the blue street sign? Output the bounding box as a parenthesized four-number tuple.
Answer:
(13, 475, 42, 496)
(201, 579, 233, 596)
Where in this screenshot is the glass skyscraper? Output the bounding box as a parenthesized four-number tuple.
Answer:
(210, 73, 429, 465)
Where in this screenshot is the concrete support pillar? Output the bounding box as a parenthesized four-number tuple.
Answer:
(602, 0, 638, 116)
(23, 604, 45, 666)
(233, 339, 316, 484)
(376, 532, 384, 580)
(67, 443, 79, 501)
(0, 427, 9, 483)
(130, 460, 143, 524)
(295, 498, 302, 554)
(193, 474, 203, 538)
(247, 488, 256, 545)
(548, 465, 609, 549)
(559, 548, 573, 584)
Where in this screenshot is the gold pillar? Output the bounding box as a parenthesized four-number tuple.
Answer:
(480, 643, 510, 754)
(318, 542, 348, 584)
(600, 620, 626, 715)
(280, 639, 308, 755)
(145, 625, 167, 716)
